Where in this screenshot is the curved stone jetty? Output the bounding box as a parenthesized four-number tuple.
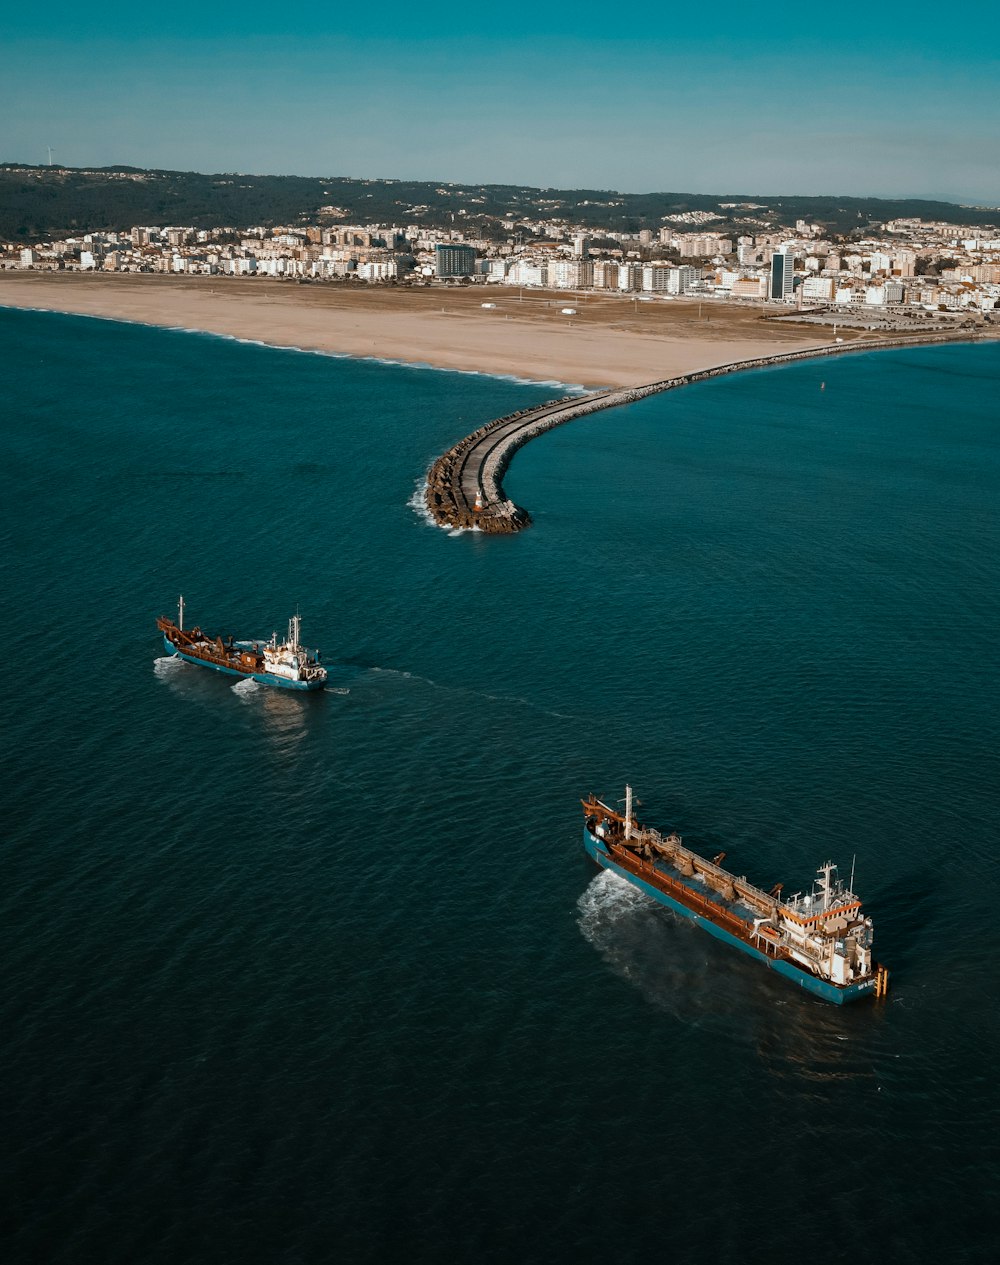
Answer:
(424, 332, 982, 533)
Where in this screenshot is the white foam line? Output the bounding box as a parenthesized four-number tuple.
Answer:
(407, 476, 441, 530)
(408, 473, 483, 533)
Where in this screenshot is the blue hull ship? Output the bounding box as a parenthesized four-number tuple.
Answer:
(583, 788, 888, 1005)
(157, 597, 327, 692)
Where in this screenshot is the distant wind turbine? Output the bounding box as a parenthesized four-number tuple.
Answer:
(47, 146, 54, 167)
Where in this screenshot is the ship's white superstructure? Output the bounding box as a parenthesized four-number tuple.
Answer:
(260, 615, 327, 685)
(773, 862, 874, 986)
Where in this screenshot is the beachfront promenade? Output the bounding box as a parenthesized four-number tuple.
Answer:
(424, 332, 981, 533)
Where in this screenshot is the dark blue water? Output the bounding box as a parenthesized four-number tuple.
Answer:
(3, 309, 998, 1264)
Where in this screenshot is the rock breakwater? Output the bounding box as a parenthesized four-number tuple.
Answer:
(424, 332, 983, 533)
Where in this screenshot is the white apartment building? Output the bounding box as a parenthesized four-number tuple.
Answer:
(356, 259, 400, 282)
(669, 265, 702, 294)
(731, 276, 767, 299)
(640, 264, 703, 294)
(642, 264, 673, 292)
(617, 263, 643, 291)
(549, 259, 594, 288)
(505, 262, 547, 287)
(591, 261, 619, 289)
(800, 275, 835, 301)
(318, 259, 354, 278)
(674, 234, 733, 257)
(892, 250, 916, 276)
(738, 240, 771, 265)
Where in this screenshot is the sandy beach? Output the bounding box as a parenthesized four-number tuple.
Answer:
(0, 272, 865, 387)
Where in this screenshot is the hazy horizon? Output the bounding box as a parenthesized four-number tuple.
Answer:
(5, 1, 998, 206)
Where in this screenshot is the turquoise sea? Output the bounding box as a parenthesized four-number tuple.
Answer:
(2, 308, 999, 1263)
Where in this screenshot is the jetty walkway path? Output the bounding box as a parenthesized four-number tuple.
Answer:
(424, 331, 983, 533)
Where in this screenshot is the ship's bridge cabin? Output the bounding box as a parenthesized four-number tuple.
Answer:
(778, 862, 874, 985)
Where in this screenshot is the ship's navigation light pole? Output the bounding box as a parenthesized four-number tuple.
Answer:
(624, 784, 633, 841)
(178, 594, 185, 631)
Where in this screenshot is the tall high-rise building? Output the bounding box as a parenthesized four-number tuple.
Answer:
(770, 250, 794, 299)
(435, 244, 477, 277)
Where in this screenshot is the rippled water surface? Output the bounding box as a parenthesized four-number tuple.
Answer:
(2, 310, 998, 1264)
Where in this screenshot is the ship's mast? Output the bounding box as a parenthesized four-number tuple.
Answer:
(624, 784, 633, 841)
(178, 594, 185, 631)
(817, 861, 837, 911)
(289, 613, 301, 650)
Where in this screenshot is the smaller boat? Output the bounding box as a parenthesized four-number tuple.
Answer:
(157, 597, 328, 691)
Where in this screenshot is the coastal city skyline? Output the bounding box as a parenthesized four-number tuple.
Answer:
(5, 0, 999, 203)
(7, 172, 997, 328)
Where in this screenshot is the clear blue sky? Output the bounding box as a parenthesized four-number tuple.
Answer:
(4, 1, 998, 203)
